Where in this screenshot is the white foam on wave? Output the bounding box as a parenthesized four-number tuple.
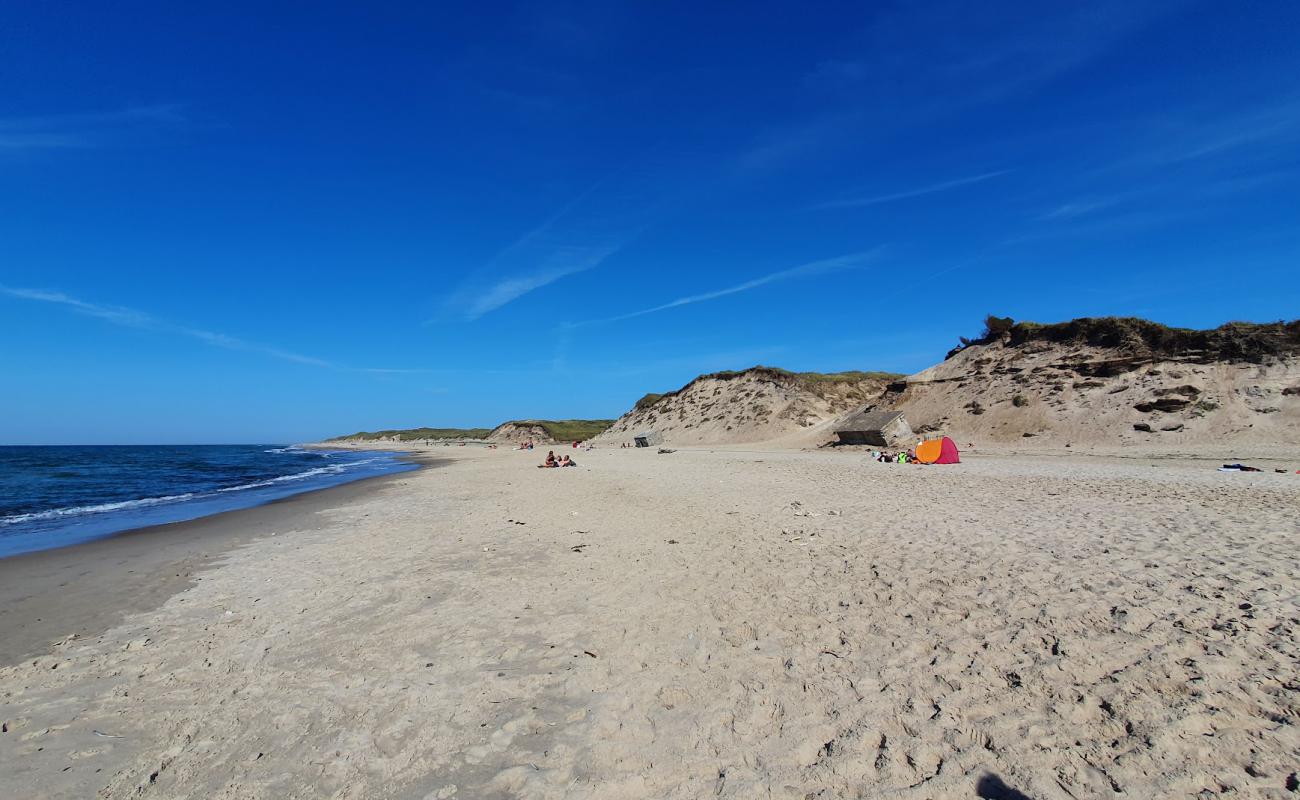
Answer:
(214, 456, 390, 493)
(1, 455, 395, 528)
(0, 493, 198, 526)
(216, 465, 340, 492)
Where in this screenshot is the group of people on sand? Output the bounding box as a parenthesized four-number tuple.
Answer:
(520, 440, 589, 453)
(872, 449, 918, 464)
(538, 450, 577, 468)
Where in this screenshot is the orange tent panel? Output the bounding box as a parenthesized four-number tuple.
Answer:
(915, 439, 943, 463)
(916, 437, 961, 464)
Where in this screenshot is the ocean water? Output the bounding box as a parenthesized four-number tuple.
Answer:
(0, 445, 417, 558)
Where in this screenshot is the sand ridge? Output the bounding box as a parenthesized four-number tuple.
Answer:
(1, 446, 1298, 798)
(591, 324, 1300, 453)
(888, 340, 1300, 450)
(594, 369, 895, 447)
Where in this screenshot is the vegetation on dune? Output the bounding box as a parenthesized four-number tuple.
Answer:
(950, 315, 1300, 363)
(337, 314, 1299, 441)
(493, 419, 615, 441)
(534, 419, 616, 441)
(629, 366, 905, 416)
(330, 427, 492, 441)
(634, 393, 665, 410)
(790, 369, 907, 384)
(697, 366, 904, 385)
(336, 419, 616, 442)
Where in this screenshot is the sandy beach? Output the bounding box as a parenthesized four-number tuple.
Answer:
(2, 445, 1298, 799)
(0, 464, 433, 668)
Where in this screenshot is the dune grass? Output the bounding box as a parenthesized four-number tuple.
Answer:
(497, 419, 615, 441)
(697, 366, 903, 385)
(634, 393, 665, 410)
(330, 427, 492, 441)
(629, 366, 904, 415)
(951, 315, 1300, 363)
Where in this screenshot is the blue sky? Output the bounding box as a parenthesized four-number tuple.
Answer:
(2, 1, 1298, 444)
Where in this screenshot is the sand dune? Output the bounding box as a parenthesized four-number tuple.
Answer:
(593, 319, 1300, 454)
(887, 335, 1300, 451)
(595, 368, 898, 446)
(3, 445, 1298, 798)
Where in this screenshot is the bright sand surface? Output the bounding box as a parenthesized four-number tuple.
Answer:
(2, 446, 1298, 799)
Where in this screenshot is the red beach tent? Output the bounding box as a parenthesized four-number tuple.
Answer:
(915, 436, 961, 464)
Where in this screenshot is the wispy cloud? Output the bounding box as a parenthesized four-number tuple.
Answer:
(1080, 96, 1300, 181)
(437, 163, 661, 321)
(803, 3, 1182, 128)
(571, 249, 883, 327)
(813, 170, 1010, 210)
(1038, 197, 1122, 221)
(0, 132, 87, 150)
(462, 241, 623, 320)
(728, 3, 1180, 204)
(1004, 208, 1192, 246)
(0, 105, 186, 151)
(1, 284, 335, 368)
(0, 286, 155, 325)
(803, 59, 870, 89)
(734, 113, 862, 175)
(1029, 97, 1300, 231)
(1150, 100, 1300, 166)
(591, 344, 795, 378)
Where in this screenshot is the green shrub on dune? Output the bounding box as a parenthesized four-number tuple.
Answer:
(949, 315, 1300, 363)
(329, 427, 492, 441)
(634, 393, 665, 411)
(499, 419, 615, 441)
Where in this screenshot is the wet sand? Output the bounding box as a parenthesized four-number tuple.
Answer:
(0, 459, 439, 667)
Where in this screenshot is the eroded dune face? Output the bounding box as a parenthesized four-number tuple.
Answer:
(594, 369, 899, 446)
(486, 421, 616, 446)
(596, 320, 1300, 452)
(487, 422, 556, 445)
(888, 340, 1300, 450)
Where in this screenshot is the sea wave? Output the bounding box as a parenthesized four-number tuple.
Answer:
(0, 493, 198, 526)
(213, 458, 385, 493)
(0, 456, 391, 527)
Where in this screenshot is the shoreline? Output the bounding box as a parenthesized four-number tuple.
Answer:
(0, 454, 441, 667)
(0, 446, 423, 561)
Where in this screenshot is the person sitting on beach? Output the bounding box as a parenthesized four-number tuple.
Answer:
(538, 450, 558, 468)
(560, 455, 577, 467)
